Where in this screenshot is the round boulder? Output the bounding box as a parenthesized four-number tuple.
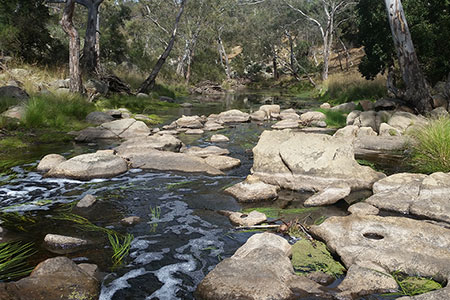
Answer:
(37, 154, 66, 172)
(45, 151, 128, 180)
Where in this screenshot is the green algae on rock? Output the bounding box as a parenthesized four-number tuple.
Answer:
(291, 239, 345, 277)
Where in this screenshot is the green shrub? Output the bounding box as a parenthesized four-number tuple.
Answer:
(409, 117, 450, 173)
(22, 93, 94, 130)
(316, 108, 347, 128)
(322, 73, 387, 104)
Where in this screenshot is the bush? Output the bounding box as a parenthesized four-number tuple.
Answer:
(22, 93, 94, 130)
(409, 117, 450, 173)
(322, 73, 387, 104)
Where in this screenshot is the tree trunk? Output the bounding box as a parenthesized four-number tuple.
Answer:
(77, 0, 103, 75)
(218, 33, 231, 80)
(139, 0, 186, 93)
(61, 0, 82, 93)
(273, 51, 279, 80)
(385, 0, 433, 113)
(95, 6, 100, 69)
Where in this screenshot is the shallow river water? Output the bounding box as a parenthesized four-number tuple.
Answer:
(0, 92, 401, 299)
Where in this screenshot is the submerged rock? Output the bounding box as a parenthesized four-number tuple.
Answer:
(76, 194, 97, 208)
(252, 130, 385, 192)
(0, 257, 99, 300)
(44, 234, 89, 254)
(311, 214, 450, 298)
(46, 151, 128, 180)
(196, 232, 329, 300)
(37, 154, 66, 172)
(121, 216, 141, 226)
(225, 176, 279, 202)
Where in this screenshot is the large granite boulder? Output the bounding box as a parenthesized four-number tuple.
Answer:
(252, 130, 385, 192)
(0, 257, 99, 300)
(115, 134, 182, 154)
(46, 151, 128, 180)
(388, 111, 427, 133)
(311, 215, 450, 299)
(118, 148, 223, 176)
(196, 233, 329, 300)
(367, 172, 450, 223)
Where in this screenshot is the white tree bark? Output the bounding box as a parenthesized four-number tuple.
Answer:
(385, 0, 432, 113)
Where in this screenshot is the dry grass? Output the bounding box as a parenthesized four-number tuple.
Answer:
(322, 72, 387, 104)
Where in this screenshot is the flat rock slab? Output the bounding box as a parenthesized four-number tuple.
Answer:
(37, 154, 66, 172)
(204, 155, 240, 171)
(367, 172, 450, 223)
(44, 234, 89, 254)
(196, 233, 329, 300)
(115, 134, 182, 153)
(228, 210, 267, 227)
(0, 257, 99, 300)
(304, 186, 351, 207)
(311, 214, 450, 297)
(85, 111, 114, 125)
(225, 179, 279, 202)
(348, 202, 379, 216)
(354, 136, 409, 155)
(252, 130, 385, 192)
(182, 146, 229, 158)
(75, 119, 150, 142)
(271, 119, 299, 129)
(120, 148, 223, 176)
(185, 129, 204, 135)
(46, 152, 128, 180)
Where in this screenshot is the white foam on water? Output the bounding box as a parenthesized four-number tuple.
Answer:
(147, 254, 197, 300)
(99, 268, 148, 300)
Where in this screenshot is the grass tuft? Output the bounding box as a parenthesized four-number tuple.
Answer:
(107, 232, 133, 268)
(409, 117, 450, 173)
(0, 241, 37, 281)
(22, 94, 94, 130)
(316, 108, 347, 128)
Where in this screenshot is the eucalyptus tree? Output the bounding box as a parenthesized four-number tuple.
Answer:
(284, 0, 357, 80)
(60, 0, 82, 93)
(384, 0, 432, 112)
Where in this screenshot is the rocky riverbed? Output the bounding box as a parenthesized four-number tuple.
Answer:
(1, 93, 449, 300)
